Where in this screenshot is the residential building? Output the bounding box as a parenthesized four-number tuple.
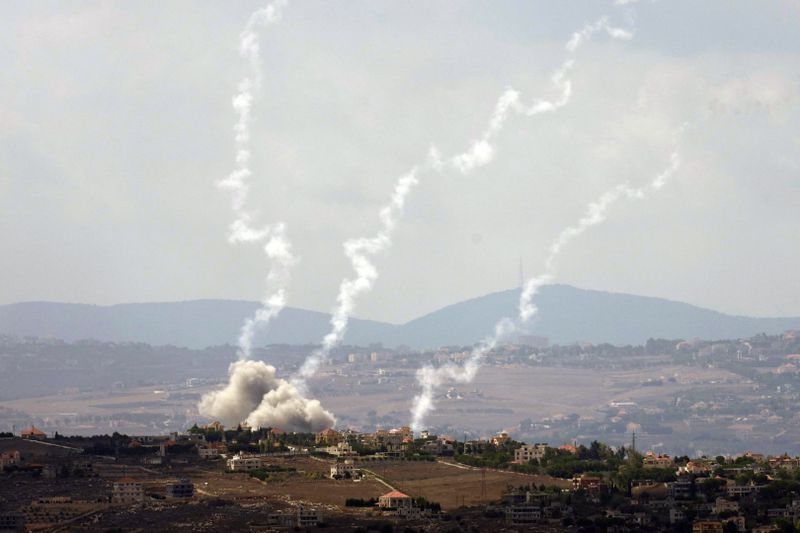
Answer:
(315, 428, 341, 446)
(166, 479, 193, 499)
(713, 497, 738, 514)
(198, 445, 222, 459)
(514, 443, 548, 464)
(492, 432, 510, 446)
(324, 442, 357, 457)
(572, 474, 608, 494)
(692, 520, 723, 533)
(20, 426, 46, 440)
(378, 490, 413, 509)
(726, 482, 760, 497)
(330, 460, 355, 479)
(679, 461, 712, 476)
(0, 512, 24, 532)
(111, 478, 144, 504)
(643, 451, 675, 469)
(0, 450, 21, 469)
(227, 454, 263, 472)
(506, 505, 541, 526)
(297, 507, 323, 527)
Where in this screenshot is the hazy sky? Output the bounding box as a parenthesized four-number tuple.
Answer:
(1, 0, 799, 324)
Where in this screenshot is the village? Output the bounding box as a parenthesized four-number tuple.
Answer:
(3, 420, 800, 531)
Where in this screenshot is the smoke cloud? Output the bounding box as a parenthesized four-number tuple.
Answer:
(410, 131, 685, 433)
(292, 15, 632, 388)
(199, 360, 335, 431)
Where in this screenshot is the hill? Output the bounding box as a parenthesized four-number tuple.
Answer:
(1, 285, 798, 348)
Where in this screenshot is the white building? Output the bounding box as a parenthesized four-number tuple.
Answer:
(325, 442, 357, 457)
(227, 454, 263, 472)
(514, 443, 548, 464)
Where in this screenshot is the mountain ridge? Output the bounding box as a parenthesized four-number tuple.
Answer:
(1, 285, 798, 349)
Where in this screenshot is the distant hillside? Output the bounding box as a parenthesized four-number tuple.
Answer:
(388, 285, 800, 347)
(0, 300, 393, 349)
(1, 285, 798, 348)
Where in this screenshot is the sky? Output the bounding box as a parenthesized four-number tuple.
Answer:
(1, 0, 799, 325)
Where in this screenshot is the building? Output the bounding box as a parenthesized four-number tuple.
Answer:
(679, 461, 712, 476)
(315, 428, 341, 446)
(20, 498, 101, 527)
(111, 478, 144, 504)
(712, 497, 738, 514)
(198, 443, 225, 459)
(0, 512, 25, 532)
(692, 520, 723, 533)
(643, 451, 675, 469)
(20, 426, 46, 440)
(378, 490, 413, 509)
(726, 482, 759, 497)
(572, 474, 607, 493)
(166, 479, 194, 499)
(559, 443, 578, 454)
(330, 460, 355, 479)
(506, 505, 541, 526)
(514, 443, 548, 464)
(324, 442, 357, 457)
(297, 507, 323, 527)
(0, 450, 21, 469)
(669, 476, 694, 499)
(227, 454, 264, 472)
(492, 432, 510, 446)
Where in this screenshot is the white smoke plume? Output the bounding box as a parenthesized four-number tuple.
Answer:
(200, 2, 332, 432)
(410, 131, 685, 433)
(292, 15, 632, 388)
(450, 16, 632, 175)
(199, 360, 335, 431)
(215, 0, 294, 361)
(294, 168, 420, 384)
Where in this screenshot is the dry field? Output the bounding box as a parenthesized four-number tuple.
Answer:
(374, 460, 571, 510)
(192, 456, 387, 509)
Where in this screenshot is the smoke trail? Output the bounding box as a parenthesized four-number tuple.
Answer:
(410, 131, 685, 433)
(450, 17, 631, 175)
(294, 168, 420, 383)
(292, 15, 632, 388)
(215, 0, 293, 361)
(201, 2, 327, 431)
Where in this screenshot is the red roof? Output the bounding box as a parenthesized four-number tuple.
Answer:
(21, 426, 46, 437)
(380, 490, 410, 499)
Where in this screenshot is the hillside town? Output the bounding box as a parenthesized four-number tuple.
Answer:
(3, 421, 800, 531)
(3, 330, 800, 458)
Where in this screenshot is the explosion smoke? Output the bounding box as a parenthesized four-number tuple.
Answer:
(200, 2, 334, 431)
(292, 16, 632, 389)
(410, 132, 685, 433)
(199, 360, 335, 431)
